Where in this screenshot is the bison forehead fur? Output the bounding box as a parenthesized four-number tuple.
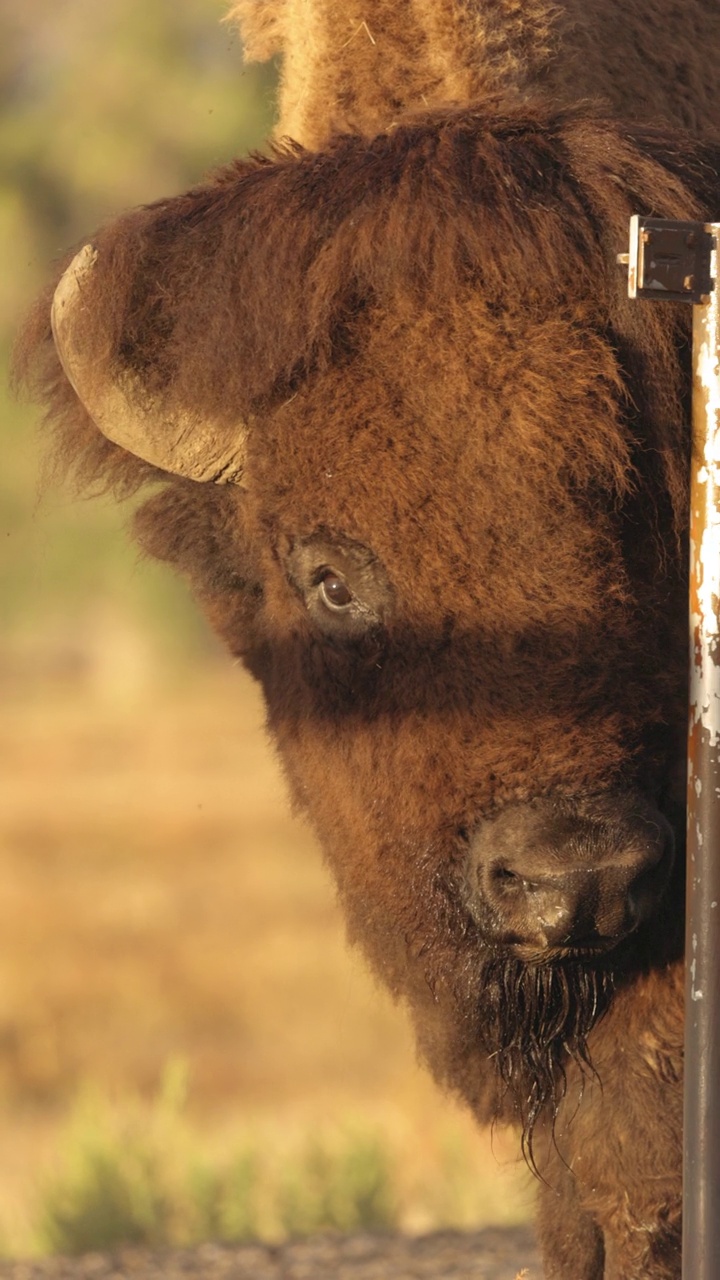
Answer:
(17, 99, 715, 1278)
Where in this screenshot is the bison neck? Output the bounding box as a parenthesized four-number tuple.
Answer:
(229, 0, 720, 147)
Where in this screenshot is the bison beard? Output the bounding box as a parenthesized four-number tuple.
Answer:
(364, 846, 617, 1167)
(479, 952, 614, 1162)
(418, 851, 617, 1163)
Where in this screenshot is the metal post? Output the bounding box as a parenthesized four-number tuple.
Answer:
(620, 216, 720, 1278)
(685, 227, 720, 1280)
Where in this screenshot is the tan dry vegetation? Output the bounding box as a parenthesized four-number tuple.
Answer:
(0, 661, 531, 1249)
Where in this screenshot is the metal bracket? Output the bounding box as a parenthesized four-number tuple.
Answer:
(617, 216, 714, 304)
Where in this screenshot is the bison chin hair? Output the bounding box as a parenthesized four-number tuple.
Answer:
(478, 951, 614, 1165)
(402, 856, 616, 1167)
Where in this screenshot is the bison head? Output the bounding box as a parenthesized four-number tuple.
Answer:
(18, 101, 712, 1142)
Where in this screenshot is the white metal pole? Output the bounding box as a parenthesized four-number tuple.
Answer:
(684, 222, 720, 1280)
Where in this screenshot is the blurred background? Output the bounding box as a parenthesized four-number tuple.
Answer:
(0, 0, 531, 1254)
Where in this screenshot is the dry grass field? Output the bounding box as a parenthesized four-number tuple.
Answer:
(0, 657, 532, 1253)
(1, 0, 534, 1258)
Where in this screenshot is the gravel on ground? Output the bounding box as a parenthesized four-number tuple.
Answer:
(0, 1228, 540, 1280)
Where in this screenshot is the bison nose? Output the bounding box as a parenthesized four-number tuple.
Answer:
(484, 863, 639, 950)
(462, 795, 674, 956)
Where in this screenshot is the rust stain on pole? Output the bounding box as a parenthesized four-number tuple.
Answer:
(684, 223, 720, 1280)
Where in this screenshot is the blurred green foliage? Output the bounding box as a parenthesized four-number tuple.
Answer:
(1, 0, 277, 654)
(1, 0, 276, 335)
(34, 1064, 397, 1254)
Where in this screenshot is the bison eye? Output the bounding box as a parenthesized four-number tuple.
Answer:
(318, 569, 354, 610)
(285, 533, 393, 639)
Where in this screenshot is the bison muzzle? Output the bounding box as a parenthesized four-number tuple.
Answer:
(462, 793, 674, 957)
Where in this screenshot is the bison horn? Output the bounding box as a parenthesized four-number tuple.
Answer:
(51, 244, 246, 484)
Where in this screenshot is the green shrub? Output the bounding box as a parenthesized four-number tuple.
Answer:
(277, 1134, 395, 1237)
(33, 1066, 398, 1254)
(37, 1062, 197, 1252)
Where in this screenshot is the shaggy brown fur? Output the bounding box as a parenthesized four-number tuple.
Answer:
(228, 0, 720, 147)
(16, 103, 720, 1277)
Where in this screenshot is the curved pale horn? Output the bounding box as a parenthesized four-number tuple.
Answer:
(51, 244, 246, 484)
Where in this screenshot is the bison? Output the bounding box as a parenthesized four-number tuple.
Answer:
(14, 3, 720, 1277)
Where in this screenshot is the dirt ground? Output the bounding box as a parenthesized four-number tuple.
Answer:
(0, 1226, 540, 1279)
